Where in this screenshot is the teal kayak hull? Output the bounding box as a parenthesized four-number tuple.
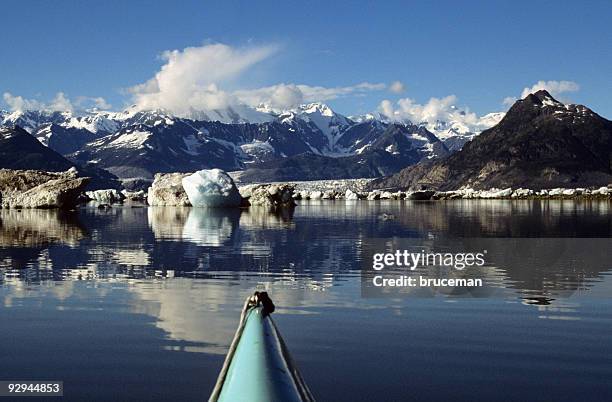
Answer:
(209, 302, 314, 402)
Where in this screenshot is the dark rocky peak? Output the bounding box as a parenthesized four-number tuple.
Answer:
(0, 125, 29, 138)
(502, 89, 603, 128)
(513, 90, 561, 111)
(499, 90, 569, 128)
(530, 89, 561, 104)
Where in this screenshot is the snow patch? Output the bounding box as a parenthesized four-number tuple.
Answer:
(110, 130, 151, 148)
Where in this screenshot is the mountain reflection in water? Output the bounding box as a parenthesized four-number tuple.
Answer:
(1, 200, 610, 295)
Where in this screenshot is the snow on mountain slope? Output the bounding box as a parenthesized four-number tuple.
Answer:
(108, 129, 152, 149)
(277, 102, 353, 155)
(1, 101, 498, 182)
(349, 106, 505, 152)
(424, 112, 504, 140)
(1, 110, 68, 133)
(358, 109, 505, 152)
(62, 111, 121, 133)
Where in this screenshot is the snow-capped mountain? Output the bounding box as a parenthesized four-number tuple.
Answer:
(350, 108, 506, 152)
(277, 103, 352, 154)
(0, 102, 503, 186)
(375, 90, 612, 190)
(424, 112, 505, 151)
(1, 110, 70, 133)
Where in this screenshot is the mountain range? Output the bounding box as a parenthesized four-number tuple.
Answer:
(373, 90, 612, 190)
(0, 102, 502, 188)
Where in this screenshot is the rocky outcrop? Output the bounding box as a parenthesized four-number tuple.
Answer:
(407, 190, 436, 200)
(0, 168, 89, 209)
(239, 183, 296, 208)
(147, 173, 191, 206)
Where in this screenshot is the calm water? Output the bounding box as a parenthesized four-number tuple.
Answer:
(1, 200, 612, 402)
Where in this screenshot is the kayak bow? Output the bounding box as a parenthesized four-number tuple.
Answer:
(209, 292, 315, 402)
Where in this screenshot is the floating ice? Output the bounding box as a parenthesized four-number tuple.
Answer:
(181, 169, 242, 207)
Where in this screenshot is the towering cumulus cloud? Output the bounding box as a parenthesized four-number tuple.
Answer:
(127, 42, 387, 114)
(1, 42, 388, 115)
(128, 43, 278, 115)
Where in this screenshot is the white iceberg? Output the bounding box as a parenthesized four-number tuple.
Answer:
(309, 191, 323, 200)
(345, 189, 359, 200)
(86, 189, 125, 204)
(181, 169, 242, 208)
(548, 188, 564, 196)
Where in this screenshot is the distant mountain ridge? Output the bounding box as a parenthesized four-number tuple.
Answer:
(0, 101, 503, 186)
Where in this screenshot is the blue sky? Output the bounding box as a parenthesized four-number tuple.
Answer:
(1, 0, 611, 118)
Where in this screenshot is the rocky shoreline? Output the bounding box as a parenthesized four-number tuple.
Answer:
(0, 168, 89, 209)
(1, 168, 611, 210)
(290, 185, 612, 201)
(79, 180, 612, 204)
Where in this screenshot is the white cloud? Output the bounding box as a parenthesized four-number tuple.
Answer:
(3, 92, 41, 111)
(128, 43, 278, 115)
(127, 42, 386, 114)
(234, 82, 386, 110)
(389, 81, 405, 93)
(3, 92, 74, 112)
(48, 92, 73, 111)
(77, 96, 112, 110)
(499, 80, 581, 109)
(519, 80, 580, 99)
(0, 42, 391, 116)
(297, 82, 385, 102)
(2, 92, 113, 112)
(234, 84, 304, 110)
(378, 95, 501, 134)
(380, 95, 459, 123)
(233, 84, 299, 109)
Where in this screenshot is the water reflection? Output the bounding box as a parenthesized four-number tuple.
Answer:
(363, 236, 612, 302)
(0, 209, 86, 270)
(0, 209, 85, 247)
(127, 277, 340, 355)
(0, 201, 611, 301)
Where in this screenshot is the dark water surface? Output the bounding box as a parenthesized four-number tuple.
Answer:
(1, 200, 612, 401)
